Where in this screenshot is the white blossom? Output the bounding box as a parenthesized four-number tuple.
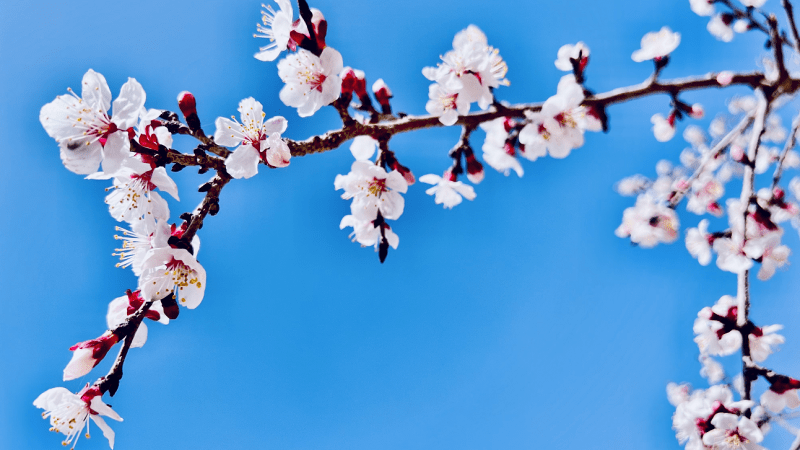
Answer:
(702, 413, 764, 450)
(694, 295, 742, 356)
(708, 15, 734, 42)
(422, 25, 508, 119)
(686, 219, 713, 265)
(278, 47, 343, 117)
(102, 157, 174, 227)
(749, 324, 784, 362)
(699, 355, 725, 383)
(631, 27, 681, 62)
(426, 82, 470, 126)
(215, 97, 290, 178)
(419, 173, 477, 209)
(519, 75, 595, 159)
(615, 194, 679, 248)
(651, 113, 676, 142)
(254, 0, 295, 62)
(334, 161, 408, 221)
(40, 69, 144, 175)
(554, 42, 590, 71)
(690, 0, 715, 16)
(112, 219, 170, 276)
(350, 136, 378, 161)
(34, 386, 122, 449)
(139, 248, 206, 309)
(339, 215, 399, 250)
(761, 385, 800, 413)
(480, 117, 524, 177)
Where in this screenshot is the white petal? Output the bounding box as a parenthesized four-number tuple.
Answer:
(60, 140, 103, 175)
(90, 415, 116, 449)
(225, 144, 261, 179)
(82, 69, 112, 112)
(112, 78, 146, 129)
(101, 132, 130, 175)
(214, 117, 244, 147)
(350, 136, 377, 161)
(150, 167, 180, 200)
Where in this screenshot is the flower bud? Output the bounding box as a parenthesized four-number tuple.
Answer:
(64, 333, 120, 381)
(464, 150, 485, 184)
(177, 91, 202, 131)
(372, 79, 393, 114)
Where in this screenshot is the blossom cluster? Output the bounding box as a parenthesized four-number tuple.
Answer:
(31, 0, 800, 448)
(37, 69, 215, 448)
(335, 136, 407, 261)
(423, 25, 509, 125)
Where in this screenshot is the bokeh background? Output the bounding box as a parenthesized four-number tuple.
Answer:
(3, 0, 800, 448)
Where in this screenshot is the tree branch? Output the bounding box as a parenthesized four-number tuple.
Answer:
(96, 299, 155, 397)
(668, 111, 756, 208)
(287, 72, 770, 157)
(783, 0, 800, 53)
(772, 109, 800, 188)
(737, 90, 769, 411)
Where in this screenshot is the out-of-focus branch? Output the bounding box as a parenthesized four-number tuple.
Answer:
(668, 112, 756, 208)
(773, 109, 800, 188)
(767, 14, 790, 81)
(737, 91, 769, 410)
(782, 0, 800, 53)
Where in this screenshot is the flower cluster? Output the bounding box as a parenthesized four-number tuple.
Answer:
(518, 74, 601, 160)
(423, 25, 509, 125)
(335, 137, 407, 261)
(215, 97, 291, 179)
(669, 383, 767, 450)
(37, 70, 215, 447)
(254, 1, 343, 117)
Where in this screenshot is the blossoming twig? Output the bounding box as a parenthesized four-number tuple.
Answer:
(96, 299, 155, 396)
(287, 72, 770, 158)
(737, 90, 769, 411)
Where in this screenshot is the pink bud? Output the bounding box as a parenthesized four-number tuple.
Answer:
(689, 104, 704, 119)
(177, 91, 197, 117)
(465, 152, 484, 184)
(716, 71, 734, 86)
(391, 161, 415, 186)
(64, 333, 120, 381)
(730, 144, 745, 162)
(372, 79, 393, 107)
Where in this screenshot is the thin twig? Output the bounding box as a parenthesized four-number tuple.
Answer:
(783, 0, 800, 53)
(737, 90, 769, 411)
(772, 109, 800, 188)
(96, 300, 155, 396)
(668, 112, 756, 208)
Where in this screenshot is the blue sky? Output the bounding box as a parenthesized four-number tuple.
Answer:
(3, 0, 800, 449)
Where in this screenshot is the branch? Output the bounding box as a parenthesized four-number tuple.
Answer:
(783, 0, 800, 53)
(182, 171, 232, 242)
(737, 90, 769, 410)
(287, 71, 770, 157)
(668, 111, 756, 208)
(96, 299, 155, 396)
(772, 109, 800, 188)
